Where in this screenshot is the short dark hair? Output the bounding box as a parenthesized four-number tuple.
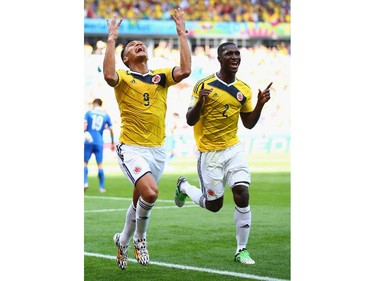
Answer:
(121, 40, 135, 60)
(217, 42, 237, 56)
(93, 98, 103, 106)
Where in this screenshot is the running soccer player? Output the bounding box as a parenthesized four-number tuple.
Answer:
(175, 42, 272, 265)
(103, 9, 191, 270)
(84, 98, 115, 192)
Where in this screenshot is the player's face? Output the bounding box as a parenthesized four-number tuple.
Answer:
(219, 45, 241, 72)
(124, 41, 148, 62)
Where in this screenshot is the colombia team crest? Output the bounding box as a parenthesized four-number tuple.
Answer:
(237, 92, 244, 101)
(134, 166, 142, 174)
(152, 75, 161, 84)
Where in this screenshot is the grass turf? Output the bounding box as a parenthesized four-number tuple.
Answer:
(84, 153, 290, 281)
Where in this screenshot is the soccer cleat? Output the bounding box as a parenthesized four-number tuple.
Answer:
(99, 188, 106, 193)
(134, 238, 149, 266)
(84, 183, 89, 192)
(234, 248, 255, 265)
(113, 233, 129, 270)
(174, 176, 188, 207)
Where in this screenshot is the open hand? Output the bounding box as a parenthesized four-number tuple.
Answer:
(106, 13, 123, 41)
(172, 8, 187, 36)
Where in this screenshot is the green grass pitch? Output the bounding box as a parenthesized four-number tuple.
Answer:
(84, 153, 290, 281)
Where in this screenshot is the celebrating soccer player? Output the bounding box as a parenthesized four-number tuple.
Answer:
(175, 42, 272, 265)
(103, 8, 191, 270)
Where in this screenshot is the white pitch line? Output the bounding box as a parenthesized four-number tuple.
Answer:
(84, 252, 289, 281)
(85, 204, 198, 213)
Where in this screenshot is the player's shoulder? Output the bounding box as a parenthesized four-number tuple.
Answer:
(193, 74, 215, 92)
(235, 77, 251, 89)
(150, 68, 173, 75)
(235, 78, 252, 95)
(117, 69, 135, 78)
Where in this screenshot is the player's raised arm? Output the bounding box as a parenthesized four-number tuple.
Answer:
(240, 82, 272, 129)
(171, 8, 191, 82)
(103, 14, 123, 87)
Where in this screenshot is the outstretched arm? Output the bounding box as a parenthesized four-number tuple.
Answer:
(240, 82, 272, 129)
(103, 14, 123, 87)
(171, 8, 191, 82)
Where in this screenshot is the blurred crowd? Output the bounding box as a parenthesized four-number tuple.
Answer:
(84, 0, 290, 24)
(84, 39, 290, 154)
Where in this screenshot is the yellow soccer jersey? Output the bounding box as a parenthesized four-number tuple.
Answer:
(114, 68, 178, 146)
(190, 74, 253, 152)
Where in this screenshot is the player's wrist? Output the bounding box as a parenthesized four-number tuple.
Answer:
(107, 36, 117, 43)
(177, 30, 188, 36)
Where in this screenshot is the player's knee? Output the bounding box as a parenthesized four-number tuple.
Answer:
(143, 187, 158, 203)
(206, 200, 223, 212)
(232, 185, 249, 207)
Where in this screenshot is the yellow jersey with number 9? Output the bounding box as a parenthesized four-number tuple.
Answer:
(190, 74, 254, 152)
(114, 68, 178, 146)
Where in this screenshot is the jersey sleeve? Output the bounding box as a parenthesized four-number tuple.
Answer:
(188, 81, 203, 108)
(240, 88, 254, 113)
(165, 67, 179, 87)
(114, 69, 125, 87)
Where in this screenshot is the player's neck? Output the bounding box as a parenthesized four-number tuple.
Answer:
(217, 71, 236, 84)
(128, 61, 149, 75)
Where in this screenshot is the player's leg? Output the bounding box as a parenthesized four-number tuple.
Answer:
(115, 144, 162, 266)
(113, 144, 138, 269)
(227, 144, 254, 264)
(94, 144, 106, 192)
(232, 184, 254, 264)
(131, 145, 167, 265)
(97, 162, 105, 192)
(84, 163, 89, 191)
(84, 143, 93, 191)
(132, 172, 158, 265)
(175, 150, 225, 212)
(114, 188, 139, 270)
(233, 208, 253, 264)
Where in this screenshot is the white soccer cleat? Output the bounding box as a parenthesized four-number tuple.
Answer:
(113, 233, 129, 270)
(134, 238, 150, 266)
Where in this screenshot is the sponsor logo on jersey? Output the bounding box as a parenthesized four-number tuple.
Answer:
(237, 92, 244, 101)
(152, 75, 161, 84)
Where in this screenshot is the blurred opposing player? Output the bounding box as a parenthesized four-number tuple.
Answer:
(175, 42, 272, 265)
(103, 8, 191, 269)
(84, 98, 115, 192)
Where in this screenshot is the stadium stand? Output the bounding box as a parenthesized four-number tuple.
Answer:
(84, 0, 290, 24)
(84, 1, 290, 154)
